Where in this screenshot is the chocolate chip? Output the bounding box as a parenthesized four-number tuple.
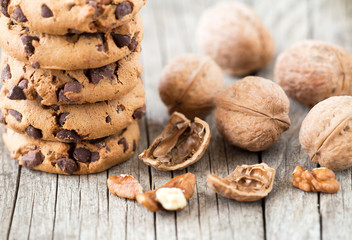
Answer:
(73, 148, 91, 163)
(57, 158, 77, 174)
(132, 105, 146, 119)
(7, 85, 26, 100)
(133, 140, 137, 152)
(58, 112, 69, 126)
(96, 44, 104, 52)
(115, 2, 132, 20)
(0, 111, 6, 124)
(1, 64, 11, 80)
(128, 36, 138, 51)
(22, 151, 44, 168)
(0, 0, 10, 17)
(116, 104, 125, 113)
(56, 130, 81, 143)
(50, 105, 59, 111)
(8, 109, 22, 122)
(64, 81, 82, 93)
(26, 125, 42, 139)
(21, 35, 39, 57)
(111, 33, 131, 48)
(31, 62, 40, 69)
(84, 66, 115, 84)
(118, 137, 129, 152)
(91, 152, 100, 162)
(41, 4, 53, 18)
(12, 6, 27, 22)
(18, 79, 28, 89)
(105, 115, 111, 123)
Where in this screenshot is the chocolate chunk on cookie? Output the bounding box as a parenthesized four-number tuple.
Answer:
(7, 85, 26, 100)
(26, 125, 42, 139)
(8, 109, 22, 121)
(22, 151, 44, 168)
(57, 158, 78, 174)
(116, 2, 133, 20)
(41, 4, 53, 18)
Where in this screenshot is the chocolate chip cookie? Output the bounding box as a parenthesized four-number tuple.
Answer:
(1, 52, 142, 105)
(0, 79, 146, 142)
(1, 0, 146, 35)
(0, 13, 143, 70)
(3, 121, 140, 174)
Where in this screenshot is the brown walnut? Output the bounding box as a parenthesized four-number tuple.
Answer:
(275, 40, 352, 107)
(299, 96, 352, 170)
(136, 173, 196, 212)
(215, 76, 290, 152)
(196, 2, 274, 76)
(207, 163, 275, 202)
(159, 54, 225, 119)
(107, 174, 143, 199)
(292, 166, 339, 194)
(139, 112, 211, 171)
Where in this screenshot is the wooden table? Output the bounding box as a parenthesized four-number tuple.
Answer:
(1, 0, 351, 239)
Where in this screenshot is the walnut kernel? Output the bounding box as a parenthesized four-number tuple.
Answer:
(155, 188, 187, 211)
(292, 166, 339, 194)
(107, 174, 143, 199)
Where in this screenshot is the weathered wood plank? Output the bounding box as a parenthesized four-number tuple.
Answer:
(254, 1, 321, 239)
(0, 131, 20, 240)
(309, 1, 352, 239)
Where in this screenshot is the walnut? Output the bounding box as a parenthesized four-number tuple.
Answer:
(299, 96, 352, 170)
(292, 166, 339, 194)
(196, 2, 274, 76)
(139, 112, 211, 171)
(215, 76, 290, 152)
(107, 174, 143, 199)
(136, 173, 196, 212)
(159, 54, 225, 119)
(275, 40, 352, 107)
(155, 188, 187, 211)
(207, 163, 275, 202)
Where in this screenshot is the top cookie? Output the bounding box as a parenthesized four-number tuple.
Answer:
(0, 0, 146, 35)
(0, 13, 143, 70)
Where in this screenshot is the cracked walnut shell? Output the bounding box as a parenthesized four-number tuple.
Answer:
(139, 112, 210, 171)
(136, 173, 196, 212)
(159, 54, 225, 119)
(196, 2, 274, 76)
(275, 40, 352, 107)
(215, 76, 290, 152)
(207, 163, 275, 202)
(299, 96, 352, 170)
(293, 166, 339, 194)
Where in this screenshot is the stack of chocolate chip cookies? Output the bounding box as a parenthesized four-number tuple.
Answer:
(0, 0, 147, 174)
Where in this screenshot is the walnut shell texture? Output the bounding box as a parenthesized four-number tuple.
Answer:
(139, 112, 211, 171)
(207, 163, 276, 202)
(299, 96, 352, 170)
(159, 54, 225, 119)
(275, 40, 352, 107)
(196, 2, 274, 76)
(215, 76, 290, 152)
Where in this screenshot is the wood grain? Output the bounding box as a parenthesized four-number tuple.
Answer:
(0, 0, 351, 239)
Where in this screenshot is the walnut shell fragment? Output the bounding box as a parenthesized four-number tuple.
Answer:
(293, 166, 339, 194)
(299, 96, 352, 170)
(139, 112, 211, 171)
(136, 173, 196, 212)
(207, 163, 275, 202)
(107, 174, 143, 199)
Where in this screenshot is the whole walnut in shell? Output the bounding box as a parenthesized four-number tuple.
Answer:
(159, 54, 225, 119)
(196, 2, 274, 76)
(275, 40, 352, 107)
(299, 96, 352, 170)
(215, 76, 290, 152)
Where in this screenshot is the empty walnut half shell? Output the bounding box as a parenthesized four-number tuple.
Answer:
(207, 163, 275, 202)
(136, 173, 196, 212)
(139, 112, 211, 171)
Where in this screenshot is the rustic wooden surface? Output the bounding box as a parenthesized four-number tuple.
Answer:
(1, 0, 352, 239)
